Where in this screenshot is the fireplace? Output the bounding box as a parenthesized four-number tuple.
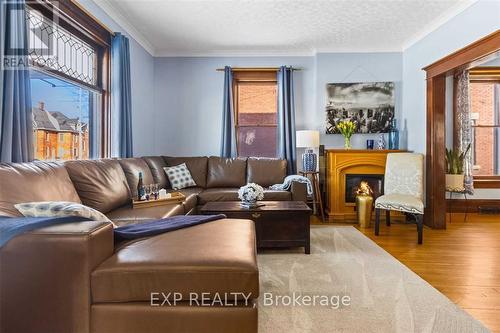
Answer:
(326, 149, 397, 221)
(345, 174, 384, 203)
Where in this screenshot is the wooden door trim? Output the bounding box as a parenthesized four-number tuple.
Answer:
(424, 30, 500, 229)
(424, 30, 500, 79)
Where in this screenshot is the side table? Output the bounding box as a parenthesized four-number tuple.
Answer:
(447, 190, 468, 223)
(299, 171, 325, 222)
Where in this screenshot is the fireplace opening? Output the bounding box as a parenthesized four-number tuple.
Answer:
(345, 174, 384, 203)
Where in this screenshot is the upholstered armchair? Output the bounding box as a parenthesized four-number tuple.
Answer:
(374, 153, 425, 244)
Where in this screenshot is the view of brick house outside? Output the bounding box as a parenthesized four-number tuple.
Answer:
(30, 72, 91, 161)
(470, 82, 500, 175)
(236, 82, 278, 157)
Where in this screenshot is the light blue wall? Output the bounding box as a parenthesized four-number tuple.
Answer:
(153, 56, 315, 156)
(152, 53, 403, 156)
(76, 1, 156, 156)
(315, 53, 403, 149)
(402, 0, 500, 154)
(402, 0, 500, 199)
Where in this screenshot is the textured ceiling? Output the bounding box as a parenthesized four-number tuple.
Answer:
(92, 0, 475, 56)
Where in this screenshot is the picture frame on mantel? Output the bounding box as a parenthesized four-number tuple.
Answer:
(325, 82, 395, 134)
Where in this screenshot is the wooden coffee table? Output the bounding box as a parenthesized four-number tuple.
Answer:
(200, 201, 312, 254)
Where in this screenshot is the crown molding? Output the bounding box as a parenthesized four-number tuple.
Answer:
(87, 0, 156, 56)
(154, 49, 315, 57)
(402, 0, 478, 51)
(154, 48, 404, 58)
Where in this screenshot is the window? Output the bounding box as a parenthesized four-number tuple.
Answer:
(31, 72, 100, 160)
(233, 71, 278, 157)
(470, 81, 500, 176)
(26, 1, 111, 160)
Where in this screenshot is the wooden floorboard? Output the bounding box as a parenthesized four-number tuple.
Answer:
(311, 213, 500, 332)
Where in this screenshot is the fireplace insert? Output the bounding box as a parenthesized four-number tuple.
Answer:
(345, 174, 384, 203)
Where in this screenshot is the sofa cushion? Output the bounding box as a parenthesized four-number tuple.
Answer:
(106, 203, 185, 226)
(0, 162, 81, 217)
(164, 157, 208, 188)
(15, 201, 114, 226)
(198, 188, 291, 204)
(163, 163, 197, 190)
(263, 190, 292, 201)
(91, 219, 259, 302)
(118, 158, 155, 198)
(207, 157, 247, 188)
(198, 188, 239, 204)
(247, 158, 287, 187)
(65, 160, 130, 214)
(142, 156, 170, 189)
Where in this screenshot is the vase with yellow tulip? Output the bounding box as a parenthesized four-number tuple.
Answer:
(336, 120, 356, 150)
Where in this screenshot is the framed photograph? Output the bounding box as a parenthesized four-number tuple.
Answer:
(325, 82, 395, 134)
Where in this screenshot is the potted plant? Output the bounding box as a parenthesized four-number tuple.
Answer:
(445, 145, 470, 192)
(336, 120, 356, 149)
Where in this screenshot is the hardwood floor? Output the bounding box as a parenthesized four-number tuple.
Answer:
(311, 214, 500, 332)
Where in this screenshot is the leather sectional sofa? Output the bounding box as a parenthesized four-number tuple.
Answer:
(0, 156, 306, 333)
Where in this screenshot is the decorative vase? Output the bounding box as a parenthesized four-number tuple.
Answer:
(399, 119, 408, 150)
(344, 136, 352, 150)
(302, 149, 317, 172)
(241, 199, 258, 208)
(388, 119, 399, 150)
(356, 194, 373, 228)
(377, 134, 386, 150)
(445, 174, 465, 192)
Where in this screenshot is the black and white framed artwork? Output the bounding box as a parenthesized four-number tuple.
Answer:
(325, 82, 395, 134)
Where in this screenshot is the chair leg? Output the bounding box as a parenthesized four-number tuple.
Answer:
(416, 214, 424, 244)
(386, 210, 391, 226)
(375, 208, 380, 236)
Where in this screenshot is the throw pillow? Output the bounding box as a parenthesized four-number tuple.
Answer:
(15, 201, 116, 227)
(163, 163, 197, 190)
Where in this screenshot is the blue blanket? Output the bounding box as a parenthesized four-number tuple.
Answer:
(0, 216, 92, 247)
(269, 175, 313, 196)
(0, 214, 227, 247)
(113, 214, 227, 241)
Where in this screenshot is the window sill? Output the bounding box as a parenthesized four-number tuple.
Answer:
(474, 177, 500, 189)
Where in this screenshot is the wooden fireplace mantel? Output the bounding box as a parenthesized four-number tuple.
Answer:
(325, 149, 406, 222)
(325, 149, 404, 154)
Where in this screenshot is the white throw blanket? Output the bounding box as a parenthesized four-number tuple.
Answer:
(269, 175, 313, 196)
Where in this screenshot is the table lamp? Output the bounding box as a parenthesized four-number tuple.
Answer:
(296, 130, 320, 172)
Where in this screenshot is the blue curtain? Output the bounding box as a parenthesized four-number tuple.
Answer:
(0, 0, 33, 163)
(111, 33, 133, 158)
(277, 66, 297, 174)
(220, 66, 237, 158)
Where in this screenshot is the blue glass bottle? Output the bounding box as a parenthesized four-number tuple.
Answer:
(388, 119, 399, 150)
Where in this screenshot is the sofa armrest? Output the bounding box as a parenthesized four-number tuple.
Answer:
(0, 221, 114, 333)
(291, 181, 308, 202)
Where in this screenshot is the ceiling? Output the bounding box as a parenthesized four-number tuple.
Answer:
(91, 0, 477, 56)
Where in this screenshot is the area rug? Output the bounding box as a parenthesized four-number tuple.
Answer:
(257, 226, 488, 333)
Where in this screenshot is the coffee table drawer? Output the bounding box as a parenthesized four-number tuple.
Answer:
(200, 201, 312, 254)
(221, 211, 310, 253)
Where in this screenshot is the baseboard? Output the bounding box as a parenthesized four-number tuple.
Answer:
(446, 199, 500, 213)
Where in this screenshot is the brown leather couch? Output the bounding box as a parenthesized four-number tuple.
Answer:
(0, 156, 306, 333)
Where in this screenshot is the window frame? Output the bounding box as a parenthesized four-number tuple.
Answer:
(27, 0, 112, 158)
(458, 68, 500, 187)
(232, 70, 278, 157)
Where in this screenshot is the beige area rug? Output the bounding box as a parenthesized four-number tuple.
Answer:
(257, 226, 488, 333)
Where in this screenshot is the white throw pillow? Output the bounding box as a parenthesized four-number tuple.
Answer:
(15, 201, 116, 227)
(163, 163, 197, 190)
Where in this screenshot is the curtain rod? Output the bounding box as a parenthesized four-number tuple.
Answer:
(216, 67, 302, 72)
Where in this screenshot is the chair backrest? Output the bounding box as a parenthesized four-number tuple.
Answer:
(384, 153, 424, 200)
